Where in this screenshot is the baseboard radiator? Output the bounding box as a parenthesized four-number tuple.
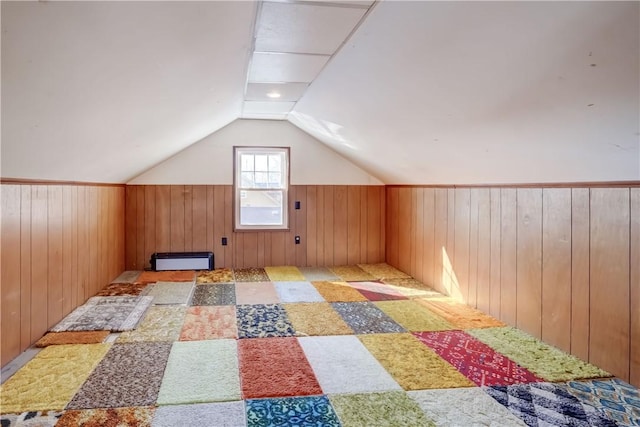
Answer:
(150, 252, 214, 271)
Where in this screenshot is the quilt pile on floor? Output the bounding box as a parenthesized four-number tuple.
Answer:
(1, 263, 638, 427)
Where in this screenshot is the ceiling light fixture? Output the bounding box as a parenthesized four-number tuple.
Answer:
(266, 91, 281, 99)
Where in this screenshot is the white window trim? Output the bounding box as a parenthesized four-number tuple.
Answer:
(233, 146, 290, 231)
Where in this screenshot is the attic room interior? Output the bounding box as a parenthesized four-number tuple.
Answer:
(1, 0, 639, 425)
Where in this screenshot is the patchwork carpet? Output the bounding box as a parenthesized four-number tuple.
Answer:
(67, 342, 172, 409)
(236, 304, 296, 339)
(468, 327, 611, 382)
(147, 281, 194, 305)
(265, 266, 306, 281)
(157, 340, 241, 405)
(274, 281, 325, 302)
(180, 306, 238, 340)
(35, 331, 110, 347)
(196, 268, 233, 284)
(329, 265, 376, 281)
(110, 270, 141, 284)
(311, 281, 368, 302)
(56, 406, 155, 427)
(357, 263, 411, 279)
(359, 333, 475, 390)
(0, 344, 110, 413)
(416, 297, 505, 329)
(284, 302, 354, 336)
(2, 264, 636, 427)
(238, 337, 322, 399)
(95, 282, 150, 296)
(414, 330, 543, 386)
(137, 270, 195, 283)
(485, 382, 618, 427)
(298, 266, 340, 281)
(190, 283, 236, 306)
(331, 302, 405, 334)
(50, 296, 153, 332)
(374, 300, 455, 332)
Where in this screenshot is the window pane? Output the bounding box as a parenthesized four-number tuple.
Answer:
(268, 154, 282, 172)
(240, 190, 283, 225)
(241, 172, 254, 187)
(255, 172, 268, 187)
(268, 172, 282, 188)
(241, 154, 254, 172)
(255, 155, 268, 172)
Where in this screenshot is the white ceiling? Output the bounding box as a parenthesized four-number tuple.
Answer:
(2, 1, 638, 184)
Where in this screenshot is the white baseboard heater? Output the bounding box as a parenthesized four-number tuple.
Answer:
(150, 252, 214, 271)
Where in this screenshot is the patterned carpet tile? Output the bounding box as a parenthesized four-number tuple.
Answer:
(0, 344, 110, 413)
(67, 342, 172, 409)
(409, 388, 527, 426)
(50, 296, 153, 332)
(413, 330, 543, 386)
(238, 337, 322, 399)
(564, 378, 640, 426)
(311, 281, 368, 302)
(299, 267, 340, 281)
(147, 281, 194, 305)
(350, 281, 409, 301)
(284, 303, 353, 336)
(235, 282, 280, 305)
(359, 333, 475, 390)
(236, 304, 295, 339)
(265, 266, 306, 281)
(485, 382, 618, 427)
(274, 281, 325, 303)
(35, 331, 110, 347)
(374, 300, 455, 332)
(153, 402, 246, 427)
(196, 268, 233, 284)
(0, 410, 63, 427)
(246, 396, 341, 427)
(110, 270, 142, 284)
(157, 340, 241, 405)
(117, 306, 186, 343)
(96, 282, 150, 296)
(180, 306, 238, 340)
(56, 407, 155, 427)
(468, 327, 611, 382)
(298, 335, 401, 394)
(357, 263, 411, 280)
(331, 302, 405, 334)
(190, 283, 236, 306)
(416, 298, 505, 329)
(233, 268, 270, 282)
(329, 391, 435, 427)
(328, 265, 376, 282)
(383, 281, 444, 299)
(137, 270, 195, 284)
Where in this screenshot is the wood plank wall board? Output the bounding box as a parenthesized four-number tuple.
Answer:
(542, 188, 572, 352)
(398, 188, 412, 274)
(124, 185, 385, 270)
(1, 183, 125, 367)
(630, 188, 640, 386)
(384, 184, 637, 385)
(515, 188, 542, 338)
(589, 188, 630, 380)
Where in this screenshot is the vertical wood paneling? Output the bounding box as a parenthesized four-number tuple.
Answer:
(184, 186, 193, 253)
(398, 188, 412, 274)
(500, 189, 517, 326)
(144, 186, 156, 265)
(367, 186, 380, 264)
(542, 188, 572, 352)
(590, 188, 630, 380)
(333, 186, 348, 265)
(630, 188, 640, 386)
(296, 186, 307, 266)
(386, 187, 399, 268)
(224, 186, 233, 268)
(306, 186, 317, 266)
(323, 186, 334, 266)
(476, 189, 491, 313)
(453, 189, 470, 302)
(571, 188, 590, 361)
(422, 189, 435, 289)
(433, 189, 448, 294)
(347, 186, 361, 265)
(212, 186, 225, 268)
(125, 187, 137, 269)
(135, 186, 146, 269)
(414, 189, 425, 282)
(359, 187, 368, 263)
(170, 185, 185, 253)
(489, 188, 502, 319)
(2, 183, 125, 367)
(409, 188, 417, 277)
(516, 188, 542, 338)
(191, 186, 207, 251)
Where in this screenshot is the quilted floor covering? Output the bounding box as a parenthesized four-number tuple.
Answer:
(1, 263, 638, 427)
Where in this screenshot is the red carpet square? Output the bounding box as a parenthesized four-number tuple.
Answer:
(238, 337, 322, 399)
(413, 330, 543, 387)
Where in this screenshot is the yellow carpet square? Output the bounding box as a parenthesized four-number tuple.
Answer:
(196, 268, 233, 284)
(416, 298, 505, 329)
(311, 281, 368, 302)
(265, 266, 306, 281)
(374, 300, 455, 332)
(328, 266, 375, 282)
(357, 263, 411, 280)
(0, 344, 110, 413)
(284, 303, 354, 336)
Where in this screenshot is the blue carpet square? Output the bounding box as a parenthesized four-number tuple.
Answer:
(246, 395, 341, 427)
(236, 304, 296, 339)
(331, 302, 405, 334)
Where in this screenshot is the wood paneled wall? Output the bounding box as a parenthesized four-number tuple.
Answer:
(124, 185, 385, 270)
(1, 184, 125, 366)
(386, 186, 639, 386)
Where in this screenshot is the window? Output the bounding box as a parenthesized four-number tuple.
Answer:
(234, 146, 289, 230)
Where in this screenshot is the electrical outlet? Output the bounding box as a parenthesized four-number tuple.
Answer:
(295, 201, 301, 210)
(295, 236, 301, 244)
(222, 237, 228, 246)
